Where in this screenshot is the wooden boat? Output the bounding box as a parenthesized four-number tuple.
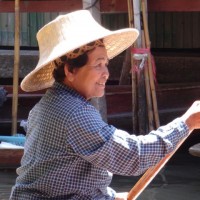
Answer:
(1, 49, 200, 167)
(0, 136, 25, 168)
(2, 82, 200, 131)
(0, 142, 24, 168)
(1, 82, 200, 168)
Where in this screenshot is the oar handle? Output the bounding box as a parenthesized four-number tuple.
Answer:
(127, 131, 191, 200)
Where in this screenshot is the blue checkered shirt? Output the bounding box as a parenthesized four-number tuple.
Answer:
(10, 82, 189, 199)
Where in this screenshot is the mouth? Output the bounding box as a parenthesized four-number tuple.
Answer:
(97, 82, 106, 87)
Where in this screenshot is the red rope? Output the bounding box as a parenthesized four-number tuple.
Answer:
(132, 48, 150, 54)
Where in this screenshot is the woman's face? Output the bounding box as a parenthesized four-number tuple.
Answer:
(65, 46, 109, 100)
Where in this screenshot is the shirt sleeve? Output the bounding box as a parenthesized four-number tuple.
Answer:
(66, 103, 189, 176)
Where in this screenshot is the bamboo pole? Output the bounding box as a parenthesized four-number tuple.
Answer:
(127, 0, 138, 133)
(141, 0, 160, 129)
(127, 130, 192, 200)
(12, 0, 20, 135)
(132, 0, 142, 47)
(141, 31, 154, 131)
(132, 0, 150, 134)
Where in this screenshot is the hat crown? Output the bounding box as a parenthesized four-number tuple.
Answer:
(36, 10, 108, 66)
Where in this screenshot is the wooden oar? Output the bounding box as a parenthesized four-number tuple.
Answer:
(127, 131, 192, 200)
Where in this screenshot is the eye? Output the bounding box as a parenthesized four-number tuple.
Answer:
(94, 63, 102, 69)
(91, 59, 109, 69)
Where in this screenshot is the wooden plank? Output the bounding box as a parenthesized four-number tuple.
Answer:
(148, 0, 200, 12)
(29, 13, 38, 46)
(155, 13, 164, 48)
(2, 0, 199, 13)
(100, 0, 200, 13)
(5, 0, 193, 13)
(163, 12, 172, 48)
(2, 82, 200, 135)
(172, 13, 184, 48)
(148, 12, 156, 48)
(149, 12, 200, 49)
(119, 49, 131, 85)
(21, 13, 28, 46)
(0, 148, 23, 168)
(100, 0, 128, 13)
(192, 12, 200, 48)
(0, 13, 8, 45)
(106, 85, 132, 115)
(7, 13, 14, 46)
(0, 0, 82, 12)
(183, 13, 193, 48)
(0, 12, 60, 46)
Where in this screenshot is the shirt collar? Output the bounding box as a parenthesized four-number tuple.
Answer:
(52, 81, 86, 101)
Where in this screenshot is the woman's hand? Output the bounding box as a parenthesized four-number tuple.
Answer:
(181, 101, 200, 131)
(115, 192, 128, 200)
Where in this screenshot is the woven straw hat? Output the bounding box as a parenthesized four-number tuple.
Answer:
(21, 10, 139, 92)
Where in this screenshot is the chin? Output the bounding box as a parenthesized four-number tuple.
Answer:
(97, 91, 105, 98)
(90, 92, 105, 99)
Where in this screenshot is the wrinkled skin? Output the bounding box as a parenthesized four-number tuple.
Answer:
(63, 46, 109, 100)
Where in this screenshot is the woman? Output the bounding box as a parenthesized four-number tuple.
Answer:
(10, 10, 200, 200)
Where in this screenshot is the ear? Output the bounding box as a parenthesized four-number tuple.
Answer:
(64, 64, 74, 82)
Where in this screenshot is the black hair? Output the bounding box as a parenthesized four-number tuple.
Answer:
(53, 52, 88, 83)
(53, 39, 104, 83)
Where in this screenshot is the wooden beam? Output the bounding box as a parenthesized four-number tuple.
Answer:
(148, 0, 200, 12)
(0, 0, 82, 12)
(1, 0, 200, 13)
(100, 0, 200, 13)
(100, 0, 128, 13)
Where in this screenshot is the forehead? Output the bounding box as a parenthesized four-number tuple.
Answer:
(87, 46, 108, 62)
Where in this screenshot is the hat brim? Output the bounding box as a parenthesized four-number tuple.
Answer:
(21, 28, 139, 92)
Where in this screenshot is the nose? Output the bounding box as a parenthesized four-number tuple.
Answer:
(103, 65, 109, 80)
